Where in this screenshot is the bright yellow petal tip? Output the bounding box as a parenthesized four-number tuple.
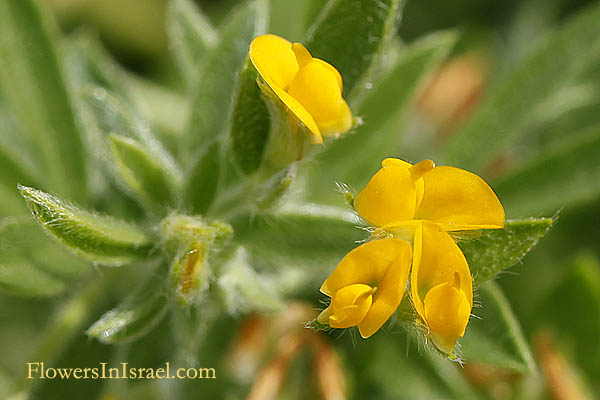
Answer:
(424, 280, 471, 354)
(249, 34, 352, 141)
(354, 159, 418, 227)
(329, 284, 375, 328)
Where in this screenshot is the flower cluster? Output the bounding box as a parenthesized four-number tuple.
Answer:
(246, 34, 505, 354)
(318, 159, 505, 353)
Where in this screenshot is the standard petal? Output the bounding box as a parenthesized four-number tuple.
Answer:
(320, 239, 410, 296)
(287, 60, 352, 136)
(414, 166, 505, 231)
(358, 242, 411, 338)
(249, 34, 299, 90)
(354, 159, 418, 227)
(410, 221, 473, 324)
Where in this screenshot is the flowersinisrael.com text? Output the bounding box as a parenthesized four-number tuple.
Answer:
(27, 362, 216, 380)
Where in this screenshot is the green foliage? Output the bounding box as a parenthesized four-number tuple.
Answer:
(495, 125, 600, 217)
(306, 0, 404, 100)
(18, 185, 153, 265)
(108, 134, 179, 215)
(184, 0, 268, 157)
(460, 282, 535, 371)
(444, 1, 600, 172)
(87, 262, 170, 344)
(0, 0, 86, 202)
(230, 59, 271, 175)
(232, 205, 365, 271)
(459, 218, 554, 284)
(166, 0, 217, 85)
(3, 0, 598, 398)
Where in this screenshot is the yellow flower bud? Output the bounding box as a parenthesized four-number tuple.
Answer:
(249, 34, 353, 144)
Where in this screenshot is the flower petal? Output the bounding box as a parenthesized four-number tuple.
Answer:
(320, 239, 411, 297)
(424, 279, 471, 354)
(358, 242, 411, 338)
(249, 34, 298, 90)
(329, 284, 375, 328)
(354, 159, 418, 227)
(414, 166, 505, 231)
(410, 220, 473, 326)
(267, 83, 322, 143)
(287, 59, 352, 136)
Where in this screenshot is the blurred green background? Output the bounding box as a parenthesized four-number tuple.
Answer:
(2, 0, 600, 399)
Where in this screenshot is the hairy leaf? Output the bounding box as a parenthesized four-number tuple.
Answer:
(459, 218, 553, 284)
(305, 0, 404, 100)
(19, 185, 153, 265)
(184, 0, 268, 158)
(109, 134, 178, 216)
(167, 0, 218, 84)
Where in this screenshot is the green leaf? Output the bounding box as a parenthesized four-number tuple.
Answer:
(535, 254, 600, 389)
(494, 125, 600, 217)
(184, 0, 268, 158)
(77, 87, 182, 210)
(268, 0, 315, 41)
(444, 1, 600, 171)
(307, 31, 457, 202)
(0, 0, 86, 201)
(305, 0, 404, 100)
(64, 30, 125, 96)
(18, 185, 154, 265)
(217, 247, 283, 313)
(0, 106, 39, 216)
(459, 218, 553, 285)
(232, 204, 365, 271)
(109, 134, 178, 216)
(87, 262, 170, 344)
(184, 141, 221, 214)
(230, 59, 271, 175)
(167, 0, 217, 84)
(460, 282, 535, 372)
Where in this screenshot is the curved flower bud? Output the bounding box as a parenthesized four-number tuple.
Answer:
(249, 34, 352, 144)
(411, 221, 473, 353)
(354, 158, 504, 231)
(319, 239, 412, 338)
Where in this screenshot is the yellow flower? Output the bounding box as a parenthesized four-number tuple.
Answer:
(317, 239, 412, 338)
(352, 158, 505, 353)
(249, 34, 353, 144)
